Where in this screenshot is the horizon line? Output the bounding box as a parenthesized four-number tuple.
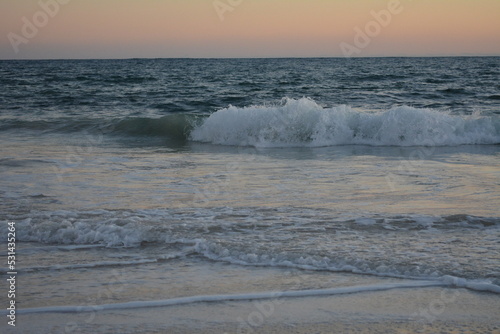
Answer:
(1, 54, 499, 61)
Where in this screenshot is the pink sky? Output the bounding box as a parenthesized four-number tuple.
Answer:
(1, 0, 499, 59)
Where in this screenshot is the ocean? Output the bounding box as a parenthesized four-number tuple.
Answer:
(1, 57, 499, 333)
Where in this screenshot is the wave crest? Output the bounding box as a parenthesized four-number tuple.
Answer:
(190, 98, 500, 147)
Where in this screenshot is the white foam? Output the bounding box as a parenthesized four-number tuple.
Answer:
(442, 275, 500, 294)
(192, 239, 500, 288)
(190, 98, 500, 147)
(10, 281, 445, 315)
(12, 210, 500, 290)
(6, 277, 498, 316)
(16, 214, 161, 247)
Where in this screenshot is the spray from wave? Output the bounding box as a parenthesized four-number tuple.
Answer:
(190, 98, 500, 147)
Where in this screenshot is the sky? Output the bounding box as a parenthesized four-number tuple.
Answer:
(1, 0, 499, 59)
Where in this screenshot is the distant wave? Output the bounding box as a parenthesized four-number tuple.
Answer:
(0, 114, 196, 141)
(190, 98, 500, 147)
(114, 114, 195, 139)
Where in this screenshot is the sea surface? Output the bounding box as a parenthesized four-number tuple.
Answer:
(1, 57, 499, 331)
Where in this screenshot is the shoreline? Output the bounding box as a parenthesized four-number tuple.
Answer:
(3, 286, 499, 334)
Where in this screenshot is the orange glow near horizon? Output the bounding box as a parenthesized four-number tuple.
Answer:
(1, 0, 499, 59)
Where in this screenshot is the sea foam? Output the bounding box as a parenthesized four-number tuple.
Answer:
(190, 98, 500, 147)
(11, 210, 500, 291)
(6, 278, 499, 315)
(8, 281, 447, 314)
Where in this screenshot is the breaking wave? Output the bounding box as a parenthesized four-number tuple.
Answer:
(2, 98, 499, 147)
(190, 98, 500, 147)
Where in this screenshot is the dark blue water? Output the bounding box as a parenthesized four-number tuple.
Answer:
(1, 57, 499, 136)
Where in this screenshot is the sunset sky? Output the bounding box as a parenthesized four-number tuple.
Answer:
(1, 0, 499, 59)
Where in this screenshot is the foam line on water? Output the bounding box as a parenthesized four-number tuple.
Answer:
(442, 275, 500, 294)
(12, 281, 445, 315)
(194, 243, 500, 288)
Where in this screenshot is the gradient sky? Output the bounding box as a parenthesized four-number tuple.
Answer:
(1, 0, 499, 59)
